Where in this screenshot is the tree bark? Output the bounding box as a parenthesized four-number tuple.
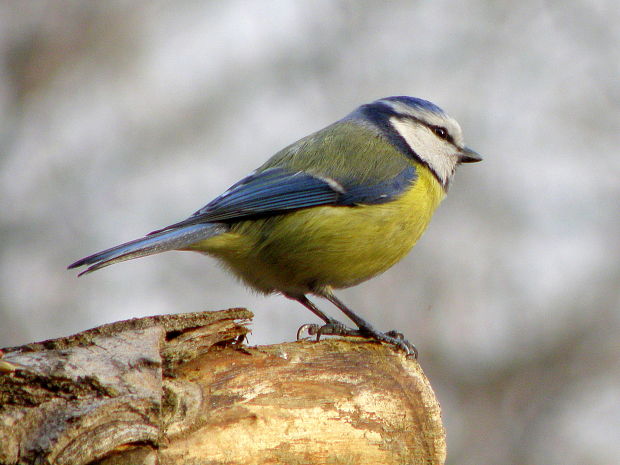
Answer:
(0, 309, 446, 465)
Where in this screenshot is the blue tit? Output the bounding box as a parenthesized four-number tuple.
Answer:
(69, 96, 482, 356)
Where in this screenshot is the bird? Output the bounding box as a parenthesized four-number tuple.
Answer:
(68, 96, 482, 357)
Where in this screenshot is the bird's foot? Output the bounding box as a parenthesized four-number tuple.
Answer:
(296, 324, 417, 358)
(372, 329, 418, 358)
(296, 321, 362, 341)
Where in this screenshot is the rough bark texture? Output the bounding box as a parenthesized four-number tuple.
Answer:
(0, 309, 446, 465)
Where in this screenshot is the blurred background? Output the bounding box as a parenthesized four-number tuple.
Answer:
(1, 1, 619, 463)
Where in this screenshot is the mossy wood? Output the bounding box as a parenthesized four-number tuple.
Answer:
(0, 309, 446, 464)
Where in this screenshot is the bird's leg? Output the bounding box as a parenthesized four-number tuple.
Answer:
(323, 292, 418, 358)
(287, 294, 361, 341)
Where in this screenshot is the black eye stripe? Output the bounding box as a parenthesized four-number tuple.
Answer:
(390, 113, 457, 147)
(400, 115, 453, 141)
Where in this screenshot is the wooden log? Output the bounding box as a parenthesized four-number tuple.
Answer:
(0, 309, 445, 465)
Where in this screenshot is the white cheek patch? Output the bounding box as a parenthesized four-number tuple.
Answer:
(389, 117, 458, 186)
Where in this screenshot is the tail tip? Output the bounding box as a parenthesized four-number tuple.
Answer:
(67, 258, 87, 270)
(76, 268, 91, 277)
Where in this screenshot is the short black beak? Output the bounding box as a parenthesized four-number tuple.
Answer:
(458, 146, 483, 163)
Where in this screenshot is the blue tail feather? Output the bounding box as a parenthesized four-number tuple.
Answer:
(68, 223, 227, 276)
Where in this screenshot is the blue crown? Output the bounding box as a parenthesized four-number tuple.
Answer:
(380, 96, 445, 115)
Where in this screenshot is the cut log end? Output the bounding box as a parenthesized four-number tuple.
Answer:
(0, 310, 445, 465)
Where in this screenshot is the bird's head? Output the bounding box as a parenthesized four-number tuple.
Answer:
(353, 96, 482, 189)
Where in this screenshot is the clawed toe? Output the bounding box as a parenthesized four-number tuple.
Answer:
(296, 323, 321, 340)
(393, 338, 418, 359)
(358, 328, 418, 358)
(385, 330, 405, 340)
(384, 331, 417, 357)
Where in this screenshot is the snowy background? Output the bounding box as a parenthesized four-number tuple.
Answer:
(1, 2, 619, 464)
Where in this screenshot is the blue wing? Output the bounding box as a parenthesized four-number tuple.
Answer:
(150, 165, 416, 234)
(69, 165, 417, 274)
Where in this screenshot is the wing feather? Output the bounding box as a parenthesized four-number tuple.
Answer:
(149, 165, 416, 234)
(150, 120, 418, 234)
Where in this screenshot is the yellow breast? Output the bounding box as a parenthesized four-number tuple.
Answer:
(189, 165, 445, 295)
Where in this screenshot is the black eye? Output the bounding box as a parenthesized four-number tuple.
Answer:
(432, 126, 449, 140)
